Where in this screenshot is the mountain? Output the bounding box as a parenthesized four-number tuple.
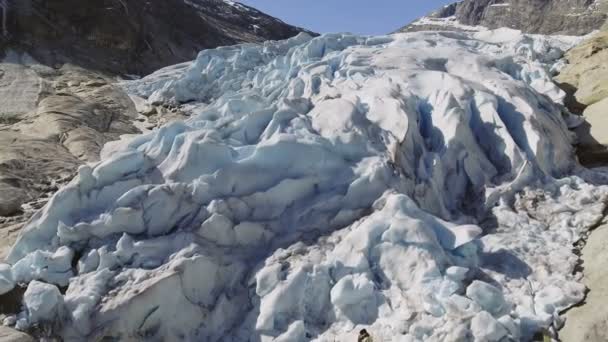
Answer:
(2, 0, 313, 75)
(400, 0, 608, 35)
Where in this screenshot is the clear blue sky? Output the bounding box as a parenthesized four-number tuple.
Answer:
(238, 0, 455, 35)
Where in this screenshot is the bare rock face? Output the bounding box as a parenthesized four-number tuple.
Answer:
(456, 0, 606, 35)
(560, 221, 608, 342)
(0, 326, 34, 342)
(0, 52, 140, 223)
(556, 31, 608, 108)
(555, 30, 608, 165)
(400, 0, 608, 35)
(2, 0, 313, 75)
(555, 27, 608, 341)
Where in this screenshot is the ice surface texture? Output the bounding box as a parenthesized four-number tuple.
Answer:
(4, 30, 608, 341)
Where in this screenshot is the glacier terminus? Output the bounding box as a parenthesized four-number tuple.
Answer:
(2, 27, 608, 342)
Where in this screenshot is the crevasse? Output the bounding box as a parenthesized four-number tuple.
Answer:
(3, 29, 608, 341)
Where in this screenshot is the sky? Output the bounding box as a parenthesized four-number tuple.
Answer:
(237, 0, 455, 35)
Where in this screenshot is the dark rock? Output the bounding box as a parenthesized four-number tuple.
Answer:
(1, 0, 314, 76)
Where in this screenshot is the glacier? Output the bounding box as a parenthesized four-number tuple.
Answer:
(2, 28, 608, 341)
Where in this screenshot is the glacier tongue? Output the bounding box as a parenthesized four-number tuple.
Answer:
(4, 30, 608, 341)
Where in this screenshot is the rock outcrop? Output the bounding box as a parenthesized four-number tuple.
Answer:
(400, 0, 608, 35)
(0, 326, 33, 342)
(555, 29, 608, 165)
(0, 52, 140, 223)
(560, 220, 608, 342)
(556, 29, 608, 106)
(548, 26, 608, 342)
(1, 0, 312, 75)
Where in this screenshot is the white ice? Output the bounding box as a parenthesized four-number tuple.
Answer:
(3, 29, 607, 341)
(0, 264, 14, 296)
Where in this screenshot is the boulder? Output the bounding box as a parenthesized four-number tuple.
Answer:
(555, 30, 608, 165)
(0, 326, 33, 342)
(579, 98, 608, 147)
(0, 56, 141, 231)
(556, 30, 608, 107)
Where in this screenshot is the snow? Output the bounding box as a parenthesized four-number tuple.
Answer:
(223, 0, 249, 11)
(330, 274, 377, 322)
(4, 29, 608, 341)
(11, 246, 74, 287)
(408, 15, 487, 32)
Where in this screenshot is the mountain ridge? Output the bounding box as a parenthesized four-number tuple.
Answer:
(0, 0, 314, 75)
(399, 0, 608, 35)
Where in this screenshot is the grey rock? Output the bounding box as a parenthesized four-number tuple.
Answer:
(556, 30, 608, 105)
(0, 55, 141, 226)
(576, 97, 608, 146)
(555, 27, 608, 340)
(0, 326, 33, 342)
(0, 130, 80, 217)
(560, 221, 608, 342)
(555, 29, 608, 165)
(400, 0, 608, 35)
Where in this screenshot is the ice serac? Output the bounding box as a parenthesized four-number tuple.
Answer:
(4, 29, 608, 341)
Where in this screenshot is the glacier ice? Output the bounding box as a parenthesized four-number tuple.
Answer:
(465, 280, 507, 316)
(0, 264, 14, 295)
(23, 281, 63, 325)
(470, 311, 508, 342)
(4, 29, 608, 341)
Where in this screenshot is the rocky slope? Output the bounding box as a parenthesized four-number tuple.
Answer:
(0, 53, 140, 226)
(400, 0, 608, 35)
(555, 28, 608, 342)
(555, 29, 608, 165)
(2, 0, 312, 75)
(560, 218, 608, 342)
(0, 326, 32, 342)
